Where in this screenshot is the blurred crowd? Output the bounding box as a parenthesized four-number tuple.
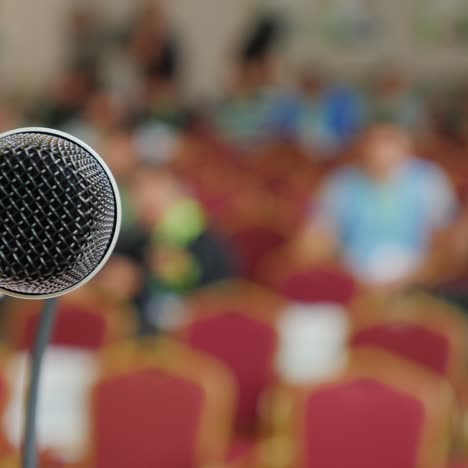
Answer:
(1, 2, 468, 467)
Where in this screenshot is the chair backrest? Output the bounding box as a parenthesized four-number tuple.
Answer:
(22, 304, 108, 350)
(7, 291, 135, 351)
(185, 310, 277, 434)
(350, 322, 450, 376)
(263, 350, 454, 468)
(87, 338, 236, 468)
(227, 226, 287, 279)
(303, 378, 425, 468)
(94, 368, 204, 468)
(278, 266, 357, 304)
(350, 292, 468, 387)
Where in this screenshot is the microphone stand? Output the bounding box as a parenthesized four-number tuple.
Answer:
(22, 297, 59, 468)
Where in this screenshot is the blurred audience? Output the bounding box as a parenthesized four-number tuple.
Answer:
(303, 125, 461, 287)
(290, 67, 332, 155)
(369, 67, 427, 133)
(130, 168, 234, 331)
(129, 2, 181, 83)
(66, 6, 105, 69)
(129, 2, 188, 129)
(98, 128, 140, 233)
(2, 2, 468, 465)
(3, 0, 468, 326)
(63, 91, 127, 148)
(2, 1, 468, 329)
(31, 66, 98, 128)
(214, 13, 287, 147)
(293, 67, 366, 157)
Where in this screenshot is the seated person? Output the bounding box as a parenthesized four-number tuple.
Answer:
(130, 168, 234, 330)
(302, 125, 464, 287)
(213, 15, 287, 147)
(131, 168, 234, 288)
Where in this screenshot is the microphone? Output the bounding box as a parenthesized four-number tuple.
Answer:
(0, 127, 121, 468)
(0, 127, 121, 298)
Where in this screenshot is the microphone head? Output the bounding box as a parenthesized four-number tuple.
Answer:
(0, 128, 121, 299)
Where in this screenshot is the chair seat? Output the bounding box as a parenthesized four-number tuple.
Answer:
(228, 227, 287, 280)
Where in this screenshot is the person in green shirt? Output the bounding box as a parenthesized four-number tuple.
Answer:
(130, 167, 234, 331)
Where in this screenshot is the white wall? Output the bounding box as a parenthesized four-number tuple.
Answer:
(0, 0, 67, 97)
(1, 0, 467, 98)
(0, 0, 258, 97)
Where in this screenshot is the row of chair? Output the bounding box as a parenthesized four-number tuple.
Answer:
(0, 276, 466, 466)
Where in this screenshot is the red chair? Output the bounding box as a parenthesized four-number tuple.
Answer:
(6, 293, 134, 351)
(227, 226, 288, 280)
(79, 338, 237, 468)
(303, 378, 424, 468)
(260, 350, 454, 468)
(267, 264, 358, 304)
(350, 293, 468, 388)
(94, 369, 204, 468)
(23, 305, 107, 350)
(181, 308, 278, 435)
(350, 322, 451, 376)
(281, 267, 356, 304)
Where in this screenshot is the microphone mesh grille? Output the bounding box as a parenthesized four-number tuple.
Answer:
(0, 131, 118, 296)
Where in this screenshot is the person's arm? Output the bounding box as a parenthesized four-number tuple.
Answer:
(416, 208, 468, 284)
(411, 166, 466, 285)
(294, 215, 339, 262)
(293, 174, 344, 262)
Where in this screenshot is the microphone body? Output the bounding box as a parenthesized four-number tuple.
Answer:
(0, 127, 121, 468)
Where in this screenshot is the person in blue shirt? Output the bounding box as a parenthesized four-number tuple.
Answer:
(285, 68, 367, 158)
(304, 125, 464, 287)
(213, 12, 288, 148)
